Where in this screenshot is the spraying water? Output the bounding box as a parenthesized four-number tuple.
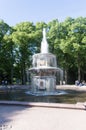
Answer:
(41, 28, 49, 53)
(28, 28, 63, 96)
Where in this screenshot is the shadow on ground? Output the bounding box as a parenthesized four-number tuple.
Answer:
(0, 105, 29, 125)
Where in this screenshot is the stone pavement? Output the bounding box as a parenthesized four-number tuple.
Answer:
(0, 104, 86, 130)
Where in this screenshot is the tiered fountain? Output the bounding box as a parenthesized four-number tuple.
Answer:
(29, 28, 63, 95)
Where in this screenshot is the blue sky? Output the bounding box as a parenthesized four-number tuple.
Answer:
(0, 0, 86, 26)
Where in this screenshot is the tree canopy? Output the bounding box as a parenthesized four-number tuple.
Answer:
(0, 17, 86, 84)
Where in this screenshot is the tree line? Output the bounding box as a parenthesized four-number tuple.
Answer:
(0, 17, 86, 85)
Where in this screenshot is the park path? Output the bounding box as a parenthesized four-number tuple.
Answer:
(0, 105, 86, 130)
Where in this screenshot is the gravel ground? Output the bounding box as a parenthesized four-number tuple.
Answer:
(0, 105, 86, 130)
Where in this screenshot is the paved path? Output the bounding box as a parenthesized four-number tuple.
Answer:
(0, 105, 86, 130)
(57, 85, 86, 91)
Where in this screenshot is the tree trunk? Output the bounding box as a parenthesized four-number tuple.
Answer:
(78, 64, 81, 81)
(10, 49, 14, 85)
(64, 69, 68, 84)
(77, 54, 81, 82)
(21, 62, 26, 85)
(11, 66, 13, 84)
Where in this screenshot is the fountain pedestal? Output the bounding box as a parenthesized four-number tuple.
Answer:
(29, 54, 58, 94)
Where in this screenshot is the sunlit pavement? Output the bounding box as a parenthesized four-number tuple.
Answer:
(0, 104, 86, 130)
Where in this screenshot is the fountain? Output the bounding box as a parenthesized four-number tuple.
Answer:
(28, 28, 63, 95)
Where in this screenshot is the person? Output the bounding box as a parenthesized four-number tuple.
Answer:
(4, 79, 8, 87)
(75, 80, 80, 86)
(2, 80, 4, 86)
(79, 80, 86, 86)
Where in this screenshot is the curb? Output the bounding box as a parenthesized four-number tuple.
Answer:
(0, 101, 86, 110)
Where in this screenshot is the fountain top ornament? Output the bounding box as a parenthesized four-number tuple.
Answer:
(41, 28, 49, 53)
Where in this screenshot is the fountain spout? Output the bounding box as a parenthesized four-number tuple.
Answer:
(41, 28, 49, 53)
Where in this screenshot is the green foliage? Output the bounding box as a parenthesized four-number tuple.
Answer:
(0, 17, 86, 84)
(48, 17, 86, 82)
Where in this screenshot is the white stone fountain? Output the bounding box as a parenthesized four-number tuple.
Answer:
(29, 28, 62, 95)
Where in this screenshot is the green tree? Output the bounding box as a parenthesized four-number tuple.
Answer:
(12, 22, 36, 84)
(48, 18, 75, 83)
(68, 17, 86, 81)
(3, 34, 15, 84)
(56, 17, 86, 82)
(0, 20, 11, 83)
(58, 17, 75, 83)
